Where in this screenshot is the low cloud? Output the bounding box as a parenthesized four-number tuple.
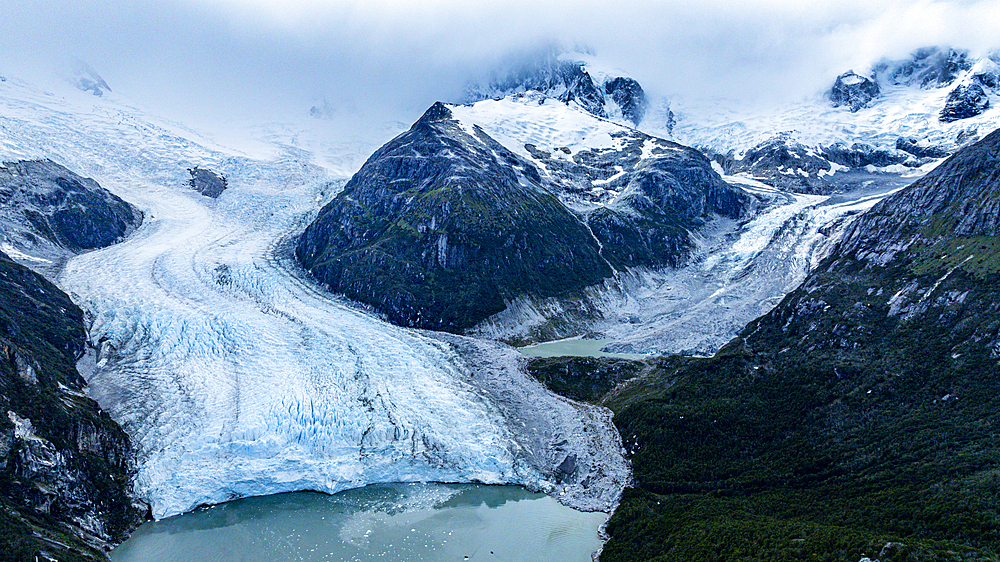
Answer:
(0, 0, 994, 129)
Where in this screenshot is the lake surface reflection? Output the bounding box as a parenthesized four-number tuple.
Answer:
(518, 338, 645, 360)
(111, 483, 608, 562)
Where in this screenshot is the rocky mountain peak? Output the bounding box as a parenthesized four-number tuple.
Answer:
(416, 101, 454, 124)
(877, 46, 973, 88)
(555, 63, 608, 119)
(605, 77, 648, 124)
(829, 70, 880, 112)
(295, 102, 613, 331)
(940, 80, 991, 122)
(464, 51, 649, 125)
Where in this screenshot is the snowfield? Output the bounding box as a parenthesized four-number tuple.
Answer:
(659, 74, 1000, 159)
(451, 96, 630, 161)
(0, 75, 627, 519)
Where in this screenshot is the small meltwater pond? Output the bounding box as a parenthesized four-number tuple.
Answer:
(111, 484, 608, 562)
(518, 338, 647, 360)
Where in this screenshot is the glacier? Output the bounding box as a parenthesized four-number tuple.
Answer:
(0, 75, 626, 519)
(651, 64, 1000, 161)
(471, 171, 907, 356)
(451, 96, 910, 355)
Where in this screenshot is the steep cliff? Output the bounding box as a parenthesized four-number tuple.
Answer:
(0, 252, 145, 562)
(533, 128, 1000, 560)
(296, 103, 612, 331)
(0, 160, 142, 278)
(0, 160, 145, 561)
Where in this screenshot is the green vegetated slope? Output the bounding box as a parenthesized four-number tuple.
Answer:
(296, 102, 612, 332)
(0, 252, 145, 562)
(533, 128, 1000, 561)
(0, 162, 145, 561)
(297, 102, 750, 334)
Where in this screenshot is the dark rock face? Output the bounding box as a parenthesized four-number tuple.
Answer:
(605, 77, 648, 125)
(0, 253, 146, 562)
(829, 71, 880, 111)
(592, 145, 747, 268)
(187, 166, 228, 198)
(939, 81, 990, 122)
(554, 63, 607, 118)
(521, 129, 749, 269)
(296, 103, 613, 332)
(464, 51, 651, 125)
(714, 134, 941, 194)
(822, 141, 908, 168)
(973, 63, 1000, 90)
(880, 46, 972, 88)
(0, 160, 142, 259)
(599, 127, 1000, 561)
(715, 134, 840, 193)
(895, 136, 950, 159)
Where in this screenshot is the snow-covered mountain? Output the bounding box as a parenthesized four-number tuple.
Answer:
(459, 46, 999, 195)
(5, 42, 992, 555)
(465, 50, 652, 127)
(411, 94, 901, 354)
(296, 98, 749, 334)
(659, 47, 1000, 191)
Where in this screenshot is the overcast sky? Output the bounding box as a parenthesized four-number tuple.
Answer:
(1, 0, 996, 128)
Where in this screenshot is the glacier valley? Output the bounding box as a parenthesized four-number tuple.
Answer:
(0, 69, 911, 526)
(1, 76, 627, 520)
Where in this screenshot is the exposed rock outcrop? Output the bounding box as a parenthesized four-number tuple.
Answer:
(0, 160, 142, 277)
(939, 81, 990, 122)
(529, 131, 748, 268)
(296, 103, 613, 332)
(894, 136, 950, 159)
(829, 71, 880, 111)
(555, 63, 608, 119)
(187, 166, 228, 198)
(821, 141, 908, 168)
(713, 133, 949, 193)
(1, 252, 146, 562)
(877, 46, 973, 88)
(604, 77, 648, 125)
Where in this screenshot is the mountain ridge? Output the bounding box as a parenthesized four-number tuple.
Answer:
(534, 125, 1000, 561)
(298, 99, 751, 334)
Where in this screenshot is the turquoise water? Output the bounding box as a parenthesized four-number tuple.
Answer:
(518, 338, 646, 360)
(111, 484, 608, 562)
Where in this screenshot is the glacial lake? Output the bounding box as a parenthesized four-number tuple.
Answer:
(518, 338, 646, 360)
(111, 483, 608, 562)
